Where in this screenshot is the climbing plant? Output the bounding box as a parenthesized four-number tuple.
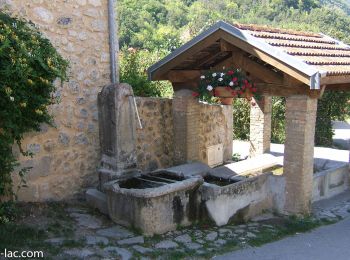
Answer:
(0, 12, 68, 202)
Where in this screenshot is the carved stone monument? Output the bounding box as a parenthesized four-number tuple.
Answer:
(97, 83, 140, 189)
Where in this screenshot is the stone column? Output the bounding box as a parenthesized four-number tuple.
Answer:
(97, 83, 139, 188)
(172, 89, 200, 165)
(283, 95, 318, 214)
(249, 96, 272, 157)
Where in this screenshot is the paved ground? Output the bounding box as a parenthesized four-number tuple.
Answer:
(215, 217, 350, 260)
(333, 120, 350, 150)
(232, 140, 349, 167)
(215, 191, 350, 260)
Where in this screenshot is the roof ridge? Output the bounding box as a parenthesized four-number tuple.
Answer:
(233, 23, 321, 38)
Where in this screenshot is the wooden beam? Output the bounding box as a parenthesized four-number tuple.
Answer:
(325, 83, 350, 91)
(321, 76, 350, 86)
(220, 39, 284, 85)
(152, 31, 224, 80)
(164, 70, 201, 82)
(220, 33, 311, 85)
(196, 51, 225, 68)
(255, 83, 323, 98)
(172, 81, 198, 91)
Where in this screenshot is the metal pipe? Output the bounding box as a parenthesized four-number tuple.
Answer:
(127, 95, 143, 129)
(107, 0, 119, 84)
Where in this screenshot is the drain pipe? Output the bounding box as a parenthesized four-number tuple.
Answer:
(108, 0, 118, 84)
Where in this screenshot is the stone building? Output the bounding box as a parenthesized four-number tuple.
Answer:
(4, 0, 113, 201)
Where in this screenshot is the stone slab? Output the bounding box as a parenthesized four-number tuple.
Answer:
(96, 226, 133, 239)
(86, 188, 108, 215)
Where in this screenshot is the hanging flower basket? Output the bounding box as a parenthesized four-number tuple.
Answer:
(193, 68, 260, 105)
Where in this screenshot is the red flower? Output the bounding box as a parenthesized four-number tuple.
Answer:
(242, 85, 246, 90)
(232, 77, 238, 82)
(228, 70, 234, 75)
(238, 90, 243, 95)
(192, 92, 199, 97)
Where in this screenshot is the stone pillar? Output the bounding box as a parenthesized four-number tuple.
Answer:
(222, 105, 234, 161)
(284, 95, 318, 214)
(97, 83, 139, 188)
(173, 89, 200, 165)
(249, 96, 272, 157)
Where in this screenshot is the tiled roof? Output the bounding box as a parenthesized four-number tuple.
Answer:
(235, 23, 350, 76)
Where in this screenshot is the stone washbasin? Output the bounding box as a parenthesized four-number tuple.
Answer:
(104, 171, 203, 235)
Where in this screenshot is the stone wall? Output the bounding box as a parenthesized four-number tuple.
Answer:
(135, 97, 174, 171)
(4, 0, 112, 201)
(198, 103, 233, 164)
(136, 95, 233, 170)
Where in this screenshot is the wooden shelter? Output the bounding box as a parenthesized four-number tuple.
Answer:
(148, 21, 350, 215)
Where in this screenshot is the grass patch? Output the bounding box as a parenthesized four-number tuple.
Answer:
(248, 216, 333, 247)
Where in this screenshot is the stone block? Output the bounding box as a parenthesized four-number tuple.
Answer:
(86, 188, 108, 215)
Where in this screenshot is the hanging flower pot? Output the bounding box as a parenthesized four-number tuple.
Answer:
(193, 68, 260, 105)
(219, 97, 234, 105)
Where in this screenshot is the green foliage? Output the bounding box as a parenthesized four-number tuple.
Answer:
(232, 99, 250, 140)
(118, 0, 350, 143)
(271, 97, 286, 144)
(0, 13, 68, 201)
(120, 48, 173, 97)
(315, 91, 350, 146)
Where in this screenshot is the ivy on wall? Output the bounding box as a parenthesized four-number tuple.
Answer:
(0, 12, 68, 201)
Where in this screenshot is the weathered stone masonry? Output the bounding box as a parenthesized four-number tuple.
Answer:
(6, 0, 112, 201)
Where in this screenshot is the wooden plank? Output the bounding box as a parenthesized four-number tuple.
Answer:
(255, 83, 323, 98)
(321, 76, 350, 85)
(325, 83, 350, 91)
(220, 33, 311, 86)
(152, 31, 224, 80)
(165, 70, 201, 82)
(220, 39, 284, 84)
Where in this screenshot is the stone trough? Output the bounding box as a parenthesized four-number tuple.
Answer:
(104, 171, 203, 235)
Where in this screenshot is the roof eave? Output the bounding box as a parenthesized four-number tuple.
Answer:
(148, 21, 320, 89)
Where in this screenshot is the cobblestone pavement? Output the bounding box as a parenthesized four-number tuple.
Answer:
(215, 191, 350, 260)
(37, 190, 350, 259)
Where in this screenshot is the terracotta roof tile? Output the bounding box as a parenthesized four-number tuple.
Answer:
(237, 23, 350, 76)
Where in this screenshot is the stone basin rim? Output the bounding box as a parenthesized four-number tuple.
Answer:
(104, 176, 203, 198)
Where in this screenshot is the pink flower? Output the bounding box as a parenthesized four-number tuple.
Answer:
(192, 92, 199, 97)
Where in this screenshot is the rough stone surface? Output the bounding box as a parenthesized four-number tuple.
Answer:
(206, 231, 218, 241)
(249, 96, 272, 157)
(70, 213, 103, 229)
(64, 248, 95, 258)
(96, 226, 133, 239)
(184, 242, 203, 250)
(103, 247, 132, 260)
(8, 0, 111, 202)
(155, 240, 179, 249)
(86, 235, 109, 245)
(284, 95, 318, 214)
(117, 236, 144, 245)
(135, 97, 174, 171)
(174, 234, 192, 244)
(132, 245, 153, 254)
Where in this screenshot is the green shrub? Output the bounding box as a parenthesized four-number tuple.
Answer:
(271, 97, 285, 144)
(119, 48, 173, 97)
(315, 91, 350, 147)
(232, 98, 250, 140)
(0, 12, 68, 200)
